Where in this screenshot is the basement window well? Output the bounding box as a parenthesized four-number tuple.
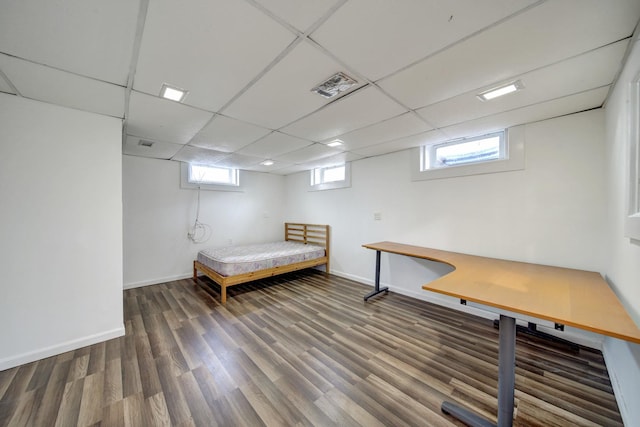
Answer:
(411, 128, 525, 181)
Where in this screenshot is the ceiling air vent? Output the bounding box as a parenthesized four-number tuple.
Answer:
(311, 72, 357, 98)
(138, 139, 155, 148)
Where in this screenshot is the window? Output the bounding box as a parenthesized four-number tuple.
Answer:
(626, 71, 640, 239)
(423, 131, 505, 170)
(309, 163, 351, 191)
(188, 164, 238, 186)
(311, 164, 345, 185)
(180, 163, 242, 191)
(411, 127, 525, 181)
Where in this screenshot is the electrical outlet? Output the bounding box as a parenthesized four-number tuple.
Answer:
(374, 212, 382, 221)
(227, 239, 233, 246)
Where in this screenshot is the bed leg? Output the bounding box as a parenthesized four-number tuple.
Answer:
(221, 286, 227, 304)
(193, 262, 198, 281)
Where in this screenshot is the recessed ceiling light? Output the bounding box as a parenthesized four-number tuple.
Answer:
(327, 139, 343, 147)
(311, 72, 357, 98)
(477, 80, 524, 101)
(160, 83, 188, 102)
(261, 160, 274, 166)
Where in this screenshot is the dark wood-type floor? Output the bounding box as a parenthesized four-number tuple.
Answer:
(0, 270, 623, 426)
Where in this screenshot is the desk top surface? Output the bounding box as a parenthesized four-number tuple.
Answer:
(363, 241, 640, 344)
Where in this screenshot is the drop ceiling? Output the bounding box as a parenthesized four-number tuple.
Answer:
(1, 0, 638, 175)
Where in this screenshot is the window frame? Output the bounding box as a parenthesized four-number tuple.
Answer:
(309, 162, 351, 191)
(180, 162, 244, 192)
(625, 71, 640, 239)
(425, 131, 505, 169)
(411, 127, 525, 181)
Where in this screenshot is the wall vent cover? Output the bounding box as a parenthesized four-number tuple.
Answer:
(311, 72, 357, 98)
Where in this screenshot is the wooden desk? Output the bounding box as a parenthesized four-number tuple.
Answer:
(363, 241, 640, 427)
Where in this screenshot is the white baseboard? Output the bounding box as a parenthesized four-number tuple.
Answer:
(602, 338, 640, 427)
(0, 326, 125, 371)
(124, 272, 193, 289)
(331, 269, 603, 350)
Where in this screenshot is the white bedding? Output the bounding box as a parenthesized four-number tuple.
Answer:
(197, 241, 325, 277)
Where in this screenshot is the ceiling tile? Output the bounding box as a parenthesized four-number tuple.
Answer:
(0, 0, 139, 85)
(237, 131, 313, 158)
(281, 86, 406, 141)
(189, 115, 271, 153)
(213, 153, 263, 168)
(352, 129, 447, 157)
(440, 86, 610, 141)
(0, 54, 125, 118)
(417, 40, 628, 128)
(253, 0, 342, 32)
(265, 164, 311, 176)
(224, 40, 363, 129)
(127, 91, 213, 144)
(171, 145, 229, 164)
(133, 0, 295, 112)
(379, 0, 640, 109)
(273, 143, 342, 163)
(243, 160, 294, 173)
(301, 151, 364, 169)
(311, 0, 536, 81)
(329, 112, 432, 150)
(124, 135, 183, 159)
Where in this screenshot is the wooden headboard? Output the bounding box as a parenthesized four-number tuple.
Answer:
(285, 223, 330, 252)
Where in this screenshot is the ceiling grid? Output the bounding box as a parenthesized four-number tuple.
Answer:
(0, 0, 638, 172)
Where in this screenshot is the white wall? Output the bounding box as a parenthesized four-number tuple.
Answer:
(123, 155, 286, 288)
(603, 34, 640, 426)
(0, 94, 124, 370)
(285, 110, 607, 342)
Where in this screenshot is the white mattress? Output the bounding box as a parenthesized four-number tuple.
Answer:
(197, 241, 326, 277)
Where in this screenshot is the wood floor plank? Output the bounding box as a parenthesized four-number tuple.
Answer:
(77, 371, 104, 426)
(101, 400, 124, 427)
(0, 368, 18, 401)
(146, 392, 172, 427)
(155, 355, 192, 426)
(103, 358, 123, 407)
(54, 379, 84, 427)
(135, 334, 163, 399)
(178, 371, 217, 427)
(123, 392, 154, 427)
(0, 271, 625, 426)
(31, 360, 70, 426)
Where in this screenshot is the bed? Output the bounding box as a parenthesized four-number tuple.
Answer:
(193, 223, 330, 304)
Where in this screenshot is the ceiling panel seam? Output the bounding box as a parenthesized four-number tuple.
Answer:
(437, 85, 610, 131)
(123, 0, 150, 146)
(0, 65, 20, 96)
(370, 0, 548, 85)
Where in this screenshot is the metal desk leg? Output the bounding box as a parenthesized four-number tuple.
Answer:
(497, 315, 516, 426)
(364, 250, 389, 301)
(441, 314, 516, 427)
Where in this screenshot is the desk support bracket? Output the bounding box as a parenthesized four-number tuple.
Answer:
(364, 250, 389, 301)
(493, 320, 579, 353)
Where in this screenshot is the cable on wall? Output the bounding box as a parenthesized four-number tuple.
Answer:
(188, 186, 211, 244)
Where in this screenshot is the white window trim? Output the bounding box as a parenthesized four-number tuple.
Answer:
(625, 71, 640, 240)
(411, 126, 525, 181)
(309, 162, 351, 191)
(180, 162, 244, 192)
(423, 130, 505, 169)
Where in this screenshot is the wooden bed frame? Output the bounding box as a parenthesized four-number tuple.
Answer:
(193, 223, 330, 304)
